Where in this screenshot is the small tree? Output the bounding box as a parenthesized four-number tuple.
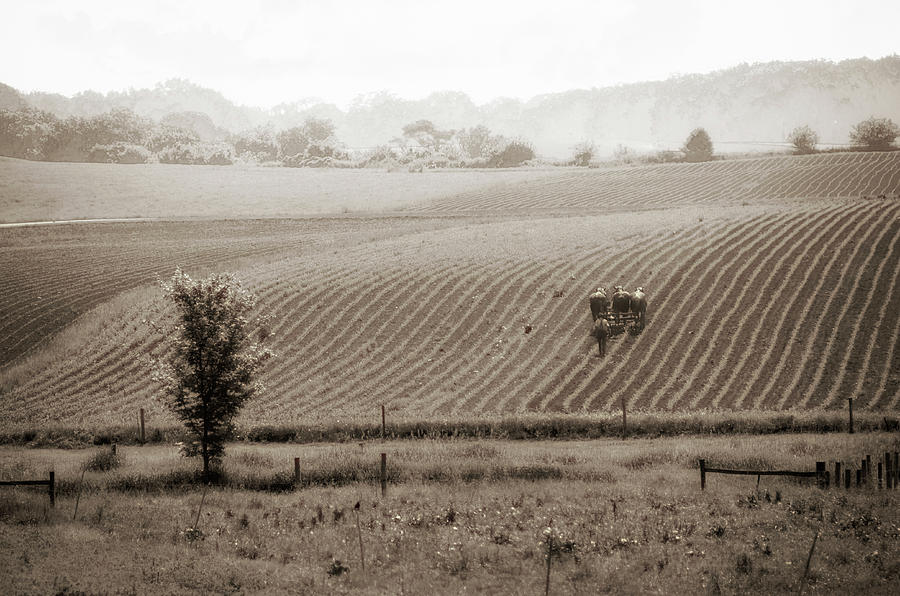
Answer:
(787, 125, 819, 154)
(849, 117, 899, 150)
(152, 269, 273, 479)
(572, 141, 595, 166)
(682, 127, 713, 162)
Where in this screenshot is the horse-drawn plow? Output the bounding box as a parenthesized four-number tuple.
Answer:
(589, 286, 647, 356)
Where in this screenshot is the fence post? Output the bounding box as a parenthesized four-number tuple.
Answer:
(894, 452, 899, 489)
(885, 453, 893, 490)
(48, 470, 55, 508)
(140, 408, 145, 443)
(866, 455, 872, 483)
(699, 459, 706, 491)
(294, 457, 301, 484)
(877, 462, 883, 489)
(834, 462, 841, 489)
(815, 462, 826, 488)
(847, 398, 853, 434)
(381, 404, 386, 441)
(856, 468, 861, 487)
(380, 453, 387, 497)
(862, 459, 868, 486)
(844, 468, 851, 489)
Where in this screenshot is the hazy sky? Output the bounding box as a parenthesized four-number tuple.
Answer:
(2, 0, 898, 108)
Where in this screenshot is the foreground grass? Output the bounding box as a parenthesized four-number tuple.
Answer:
(1, 434, 899, 594)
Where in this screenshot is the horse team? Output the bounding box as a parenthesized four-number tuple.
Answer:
(589, 286, 647, 357)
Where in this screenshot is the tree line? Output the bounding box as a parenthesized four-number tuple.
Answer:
(1, 104, 896, 168)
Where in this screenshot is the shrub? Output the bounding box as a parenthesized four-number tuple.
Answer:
(88, 142, 152, 164)
(849, 117, 899, 150)
(787, 125, 819, 154)
(682, 128, 713, 162)
(488, 139, 535, 167)
(572, 141, 595, 166)
(82, 447, 124, 472)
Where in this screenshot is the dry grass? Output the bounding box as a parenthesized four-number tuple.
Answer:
(1, 433, 899, 594)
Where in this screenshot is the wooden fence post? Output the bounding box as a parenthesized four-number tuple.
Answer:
(866, 455, 872, 483)
(886, 453, 893, 490)
(294, 457, 300, 484)
(140, 408, 145, 443)
(844, 469, 850, 489)
(856, 469, 861, 487)
(847, 398, 853, 434)
(380, 453, 387, 497)
(877, 462, 883, 489)
(834, 462, 841, 489)
(48, 471, 55, 508)
(699, 459, 706, 491)
(815, 462, 826, 489)
(381, 405, 386, 441)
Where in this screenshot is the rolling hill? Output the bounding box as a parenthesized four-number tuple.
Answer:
(0, 151, 897, 429)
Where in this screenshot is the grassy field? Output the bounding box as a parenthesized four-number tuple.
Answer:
(2, 433, 899, 594)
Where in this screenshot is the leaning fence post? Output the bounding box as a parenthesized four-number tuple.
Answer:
(815, 462, 826, 488)
(48, 470, 55, 508)
(847, 398, 853, 434)
(699, 459, 706, 491)
(380, 453, 387, 497)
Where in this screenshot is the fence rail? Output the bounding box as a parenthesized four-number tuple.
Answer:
(0, 471, 55, 506)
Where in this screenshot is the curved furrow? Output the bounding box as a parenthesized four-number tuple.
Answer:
(691, 205, 849, 409)
(289, 256, 529, 417)
(363, 255, 547, 416)
(464, 242, 641, 414)
(796, 206, 900, 408)
(710, 204, 870, 409)
(656, 210, 814, 410)
(349, 258, 545, 418)
(589, 217, 778, 411)
(537, 219, 758, 412)
(744, 205, 884, 409)
(525, 225, 709, 412)
(320, 260, 516, 416)
(612, 214, 786, 411)
(547, 221, 749, 412)
(720, 206, 872, 408)
(871, 305, 900, 408)
(835, 221, 900, 406)
(260, 258, 482, 416)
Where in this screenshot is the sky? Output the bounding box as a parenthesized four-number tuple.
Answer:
(2, 0, 898, 109)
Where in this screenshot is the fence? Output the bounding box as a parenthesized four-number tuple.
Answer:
(700, 451, 900, 491)
(0, 471, 55, 506)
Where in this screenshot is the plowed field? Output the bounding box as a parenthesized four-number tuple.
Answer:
(1, 152, 898, 428)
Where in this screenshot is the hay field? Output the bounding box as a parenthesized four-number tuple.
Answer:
(1, 152, 898, 430)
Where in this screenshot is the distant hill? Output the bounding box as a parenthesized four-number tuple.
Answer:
(6, 56, 900, 158)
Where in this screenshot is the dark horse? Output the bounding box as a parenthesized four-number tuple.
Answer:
(591, 317, 610, 356)
(611, 286, 631, 324)
(630, 287, 647, 328)
(588, 288, 610, 321)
